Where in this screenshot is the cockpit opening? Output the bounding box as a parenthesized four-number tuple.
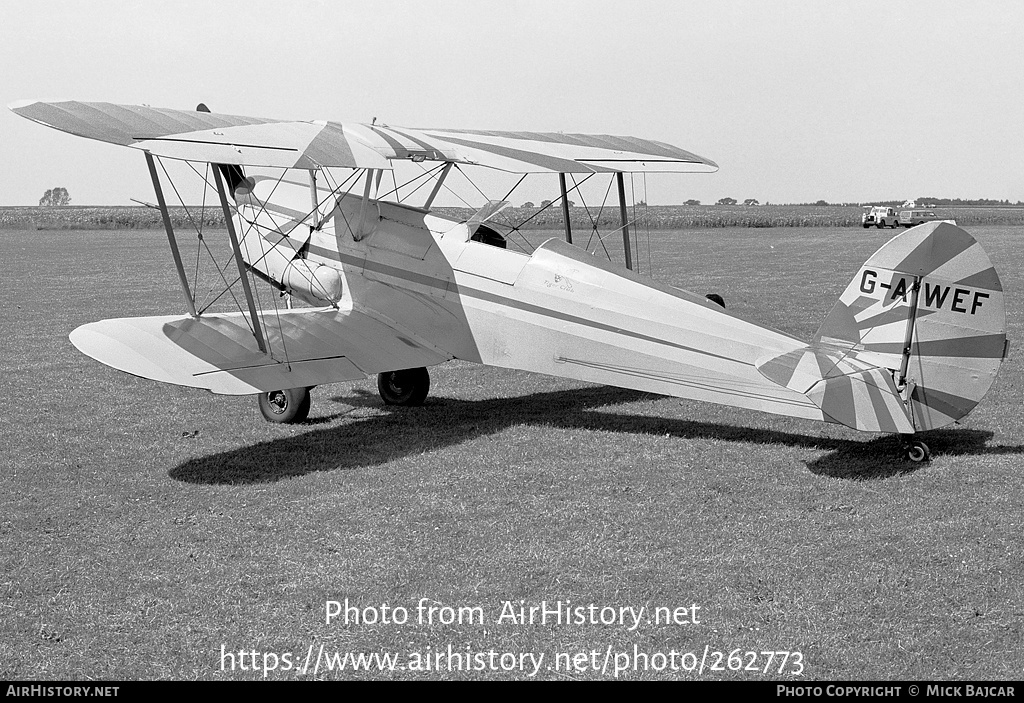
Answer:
(470, 224, 507, 249)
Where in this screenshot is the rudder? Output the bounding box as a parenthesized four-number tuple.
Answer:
(814, 222, 1007, 431)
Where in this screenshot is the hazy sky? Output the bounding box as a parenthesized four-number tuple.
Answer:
(2, 0, 1021, 206)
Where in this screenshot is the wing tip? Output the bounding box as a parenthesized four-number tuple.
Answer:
(8, 99, 40, 113)
(9, 99, 77, 120)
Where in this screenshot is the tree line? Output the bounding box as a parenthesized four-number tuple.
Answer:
(39, 187, 70, 206)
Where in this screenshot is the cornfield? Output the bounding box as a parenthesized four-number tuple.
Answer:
(4, 204, 1024, 231)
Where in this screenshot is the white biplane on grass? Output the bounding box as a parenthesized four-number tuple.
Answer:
(12, 101, 1009, 462)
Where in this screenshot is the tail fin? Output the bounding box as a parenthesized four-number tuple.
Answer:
(758, 222, 1007, 432)
(814, 222, 1007, 430)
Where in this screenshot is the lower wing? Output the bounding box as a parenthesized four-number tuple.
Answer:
(70, 308, 451, 395)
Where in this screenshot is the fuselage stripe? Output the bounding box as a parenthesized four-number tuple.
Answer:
(306, 243, 741, 364)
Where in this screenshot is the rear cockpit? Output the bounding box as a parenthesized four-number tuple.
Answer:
(470, 224, 507, 249)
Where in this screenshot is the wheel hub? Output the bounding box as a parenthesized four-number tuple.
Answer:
(266, 391, 288, 413)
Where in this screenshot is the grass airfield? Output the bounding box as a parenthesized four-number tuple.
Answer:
(1, 226, 1021, 680)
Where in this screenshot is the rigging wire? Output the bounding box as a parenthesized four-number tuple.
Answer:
(443, 165, 532, 253)
(190, 163, 208, 296)
(190, 164, 360, 315)
(577, 174, 614, 262)
(489, 173, 531, 247)
(380, 162, 446, 203)
(158, 158, 250, 322)
(453, 163, 493, 206)
(328, 168, 371, 241)
(172, 159, 244, 313)
(495, 172, 598, 251)
(235, 167, 295, 362)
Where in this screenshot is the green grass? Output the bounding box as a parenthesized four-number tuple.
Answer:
(1, 226, 1021, 680)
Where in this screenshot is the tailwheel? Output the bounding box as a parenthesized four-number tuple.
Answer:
(377, 367, 430, 406)
(258, 387, 311, 423)
(904, 438, 931, 463)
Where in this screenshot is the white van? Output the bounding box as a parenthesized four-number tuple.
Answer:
(862, 206, 899, 228)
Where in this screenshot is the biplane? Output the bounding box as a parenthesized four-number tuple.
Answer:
(11, 100, 1008, 462)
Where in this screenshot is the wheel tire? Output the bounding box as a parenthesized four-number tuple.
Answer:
(705, 293, 726, 308)
(377, 367, 430, 406)
(258, 387, 311, 423)
(906, 440, 931, 463)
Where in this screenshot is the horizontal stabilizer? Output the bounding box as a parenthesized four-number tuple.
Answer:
(756, 344, 913, 433)
(70, 309, 451, 395)
(755, 343, 883, 394)
(806, 367, 914, 434)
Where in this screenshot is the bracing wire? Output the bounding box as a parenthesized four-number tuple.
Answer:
(191, 163, 208, 295)
(380, 162, 446, 203)
(164, 159, 240, 313)
(514, 172, 595, 232)
(578, 174, 615, 261)
(423, 163, 476, 210)
(182, 162, 359, 316)
(233, 167, 296, 361)
(157, 158, 250, 321)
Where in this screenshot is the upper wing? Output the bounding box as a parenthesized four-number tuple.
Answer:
(9, 100, 391, 170)
(11, 100, 717, 174)
(69, 308, 452, 395)
(357, 124, 719, 173)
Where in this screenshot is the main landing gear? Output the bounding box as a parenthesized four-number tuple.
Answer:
(377, 367, 431, 406)
(903, 437, 931, 463)
(259, 387, 312, 423)
(257, 367, 431, 424)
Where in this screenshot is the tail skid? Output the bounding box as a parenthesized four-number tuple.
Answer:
(757, 222, 1007, 434)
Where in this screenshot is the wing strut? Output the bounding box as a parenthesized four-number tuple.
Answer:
(616, 172, 633, 271)
(212, 166, 267, 354)
(424, 163, 452, 210)
(308, 169, 319, 227)
(144, 152, 198, 318)
(558, 173, 573, 244)
(355, 168, 376, 240)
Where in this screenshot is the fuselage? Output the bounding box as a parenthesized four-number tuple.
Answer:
(239, 179, 825, 422)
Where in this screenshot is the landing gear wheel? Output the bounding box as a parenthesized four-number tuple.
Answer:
(705, 293, 726, 308)
(377, 367, 430, 406)
(258, 387, 311, 423)
(905, 439, 931, 463)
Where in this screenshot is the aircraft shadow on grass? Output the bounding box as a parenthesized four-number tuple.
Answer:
(168, 386, 1024, 485)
